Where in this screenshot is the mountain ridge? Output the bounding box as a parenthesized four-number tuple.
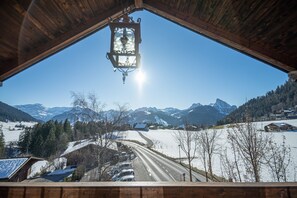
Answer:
(15, 99, 236, 126)
(0, 101, 38, 122)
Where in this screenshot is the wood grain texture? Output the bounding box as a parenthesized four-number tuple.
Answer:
(0, 183, 297, 198)
(0, 0, 296, 81)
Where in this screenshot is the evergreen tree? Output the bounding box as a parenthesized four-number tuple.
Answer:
(18, 128, 31, 155)
(18, 120, 73, 158)
(64, 119, 72, 135)
(44, 128, 56, 157)
(32, 134, 44, 157)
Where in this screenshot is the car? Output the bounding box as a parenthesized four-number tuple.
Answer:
(119, 174, 135, 181)
(112, 168, 134, 181)
(118, 161, 132, 170)
(111, 161, 132, 175)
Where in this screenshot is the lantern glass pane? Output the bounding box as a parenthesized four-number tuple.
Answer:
(113, 28, 135, 54)
(118, 55, 137, 67)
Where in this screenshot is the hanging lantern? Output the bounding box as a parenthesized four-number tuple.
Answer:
(107, 14, 141, 84)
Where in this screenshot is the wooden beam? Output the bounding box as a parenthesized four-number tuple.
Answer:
(0, 3, 136, 82)
(143, 1, 295, 73)
(135, 0, 143, 9)
(0, 182, 297, 198)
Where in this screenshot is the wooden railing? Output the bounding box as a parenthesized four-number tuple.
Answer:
(0, 182, 297, 198)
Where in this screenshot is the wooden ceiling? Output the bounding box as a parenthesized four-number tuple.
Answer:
(0, 0, 296, 82)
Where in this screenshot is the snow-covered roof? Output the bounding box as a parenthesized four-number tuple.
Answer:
(134, 123, 147, 129)
(0, 158, 28, 179)
(267, 122, 291, 127)
(61, 139, 118, 156)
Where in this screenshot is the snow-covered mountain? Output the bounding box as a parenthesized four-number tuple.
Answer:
(210, 98, 237, 115)
(14, 104, 71, 121)
(15, 99, 236, 126)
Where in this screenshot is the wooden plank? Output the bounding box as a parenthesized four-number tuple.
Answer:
(0, 2, 135, 81)
(289, 187, 297, 198)
(135, 0, 143, 9)
(62, 187, 80, 198)
(43, 187, 62, 198)
(25, 187, 42, 198)
(0, 183, 297, 198)
(143, 1, 295, 73)
(7, 187, 25, 198)
(264, 187, 289, 198)
(0, 187, 9, 198)
(120, 187, 141, 197)
(78, 187, 120, 198)
(142, 187, 163, 198)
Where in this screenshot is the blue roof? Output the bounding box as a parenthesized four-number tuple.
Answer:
(0, 158, 28, 179)
(42, 168, 76, 182)
(47, 168, 76, 176)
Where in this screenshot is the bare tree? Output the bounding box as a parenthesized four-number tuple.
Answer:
(220, 149, 236, 182)
(197, 129, 220, 181)
(228, 135, 243, 182)
(264, 136, 291, 182)
(219, 144, 244, 182)
(174, 125, 199, 182)
(227, 122, 271, 182)
(72, 92, 128, 181)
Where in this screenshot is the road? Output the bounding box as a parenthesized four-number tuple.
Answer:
(122, 141, 207, 182)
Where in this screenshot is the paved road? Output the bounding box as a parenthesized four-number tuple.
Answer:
(122, 141, 207, 182)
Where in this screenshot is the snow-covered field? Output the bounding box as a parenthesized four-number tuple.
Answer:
(122, 119, 297, 182)
(117, 130, 147, 145)
(0, 121, 36, 144)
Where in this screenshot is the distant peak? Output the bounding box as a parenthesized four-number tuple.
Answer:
(188, 103, 202, 110)
(212, 99, 237, 115)
(214, 98, 229, 106)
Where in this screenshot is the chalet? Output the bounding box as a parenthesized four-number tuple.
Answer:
(61, 140, 118, 171)
(264, 123, 297, 132)
(134, 123, 149, 131)
(0, 157, 42, 182)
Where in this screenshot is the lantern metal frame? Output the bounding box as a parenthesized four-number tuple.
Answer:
(107, 14, 141, 84)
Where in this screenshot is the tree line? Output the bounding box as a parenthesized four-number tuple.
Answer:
(18, 120, 72, 158)
(219, 80, 297, 124)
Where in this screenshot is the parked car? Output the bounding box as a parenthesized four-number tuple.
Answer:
(112, 168, 134, 181)
(111, 168, 134, 181)
(119, 174, 135, 181)
(112, 162, 132, 175)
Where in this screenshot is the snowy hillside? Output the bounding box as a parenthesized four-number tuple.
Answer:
(121, 119, 297, 182)
(0, 121, 36, 144)
(15, 104, 71, 121)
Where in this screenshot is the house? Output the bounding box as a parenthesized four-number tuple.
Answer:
(264, 123, 297, 132)
(0, 157, 43, 182)
(61, 140, 118, 171)
(134, 123, 149, 131)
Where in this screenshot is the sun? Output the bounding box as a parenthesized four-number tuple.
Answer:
(135, 70, 146, 86)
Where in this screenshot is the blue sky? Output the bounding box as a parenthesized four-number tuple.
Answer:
(0, 10, 288, 110)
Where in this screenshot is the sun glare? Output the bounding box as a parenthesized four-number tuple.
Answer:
(135, 70, 146, 86)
